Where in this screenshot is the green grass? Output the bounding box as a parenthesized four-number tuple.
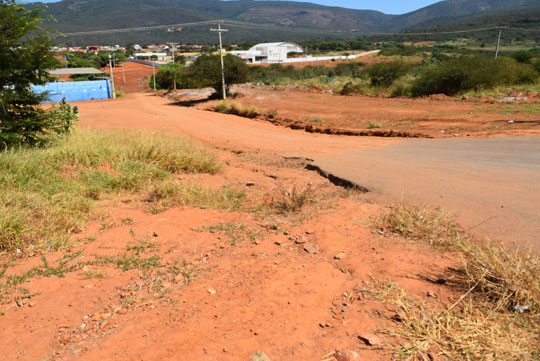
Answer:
(0, 129, 223, 253)
(146, 182, 246, 214)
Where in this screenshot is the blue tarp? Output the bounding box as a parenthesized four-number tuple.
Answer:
(32, 80, 112, 103)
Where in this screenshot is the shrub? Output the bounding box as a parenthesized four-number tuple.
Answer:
(366, 61, 411, 87)
(512, 50, 533, 64)
(340, 82, 365, 95)
(411, 55, 539, 97)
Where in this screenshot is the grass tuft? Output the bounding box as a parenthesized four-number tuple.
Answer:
(0, 129, 222, 252)
(270, 184, 316, 214)
(146, 182, 246, 214)
(215, 101, 260, 118)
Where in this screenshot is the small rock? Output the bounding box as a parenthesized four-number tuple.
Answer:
(427, 291, 436, 298)
(335, 350, 362, 361)
(274, 240, 283, 246)
(223, 347, 229, 353)
(249, 351, 272, 361)
(303, 243, 319, 254)
(208, 288, 217, 295)
(174, 273, 185, 283)
(508, 120, 515, 124)
(82, 265, 90, 273)
(334, 252, 346, 260)
(246, 182, 255, 187)
(28, 301, 37, 308)
(358, 333, 381, 346)
(117, 308, 128, 315)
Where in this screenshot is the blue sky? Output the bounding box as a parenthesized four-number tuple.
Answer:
(291, 0, 441, 14)
(27, 0, 442, 15)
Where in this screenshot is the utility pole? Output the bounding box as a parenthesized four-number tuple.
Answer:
(167, 42, 179, 91)
(122, 64, 126, 84)
(108, 53, 116, 99)
(210, 21, 228, 100)
(152, 62, 156, 91)
(495, 27, 503, 59)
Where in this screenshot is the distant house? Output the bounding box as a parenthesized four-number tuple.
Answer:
(232, 42, 304, 63)
(134, 52, 167, 61)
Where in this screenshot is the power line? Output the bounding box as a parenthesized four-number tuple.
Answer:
(60, 19, 540, 38)
(62, 20, 219, 36)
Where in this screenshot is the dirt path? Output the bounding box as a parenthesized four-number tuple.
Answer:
(77, 93, 540, 248)
(78, 93, 398, 155)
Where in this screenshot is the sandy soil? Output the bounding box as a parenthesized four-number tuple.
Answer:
(197, 85, 540, 138)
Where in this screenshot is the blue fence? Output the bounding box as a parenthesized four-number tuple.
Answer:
(32, 80, 112, 103)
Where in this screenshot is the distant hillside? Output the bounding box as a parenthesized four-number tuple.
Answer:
(382, 0, 540, 31)
(26, 0, 540, 45)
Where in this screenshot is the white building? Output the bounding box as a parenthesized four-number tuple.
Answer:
(232, 42, 304, 64)
(134, 52, 167, 61)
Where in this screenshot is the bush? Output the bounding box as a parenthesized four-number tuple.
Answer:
(512, 50, 533, 64)
(411, 55, 539, 97)
(366, 61, 411, 87)
(340, 82, 365, 95)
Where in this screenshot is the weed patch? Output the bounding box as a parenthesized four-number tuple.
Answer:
(146, 182, 246, 214)
(0, 130, 222, 252)
(269, 184, 317, 214)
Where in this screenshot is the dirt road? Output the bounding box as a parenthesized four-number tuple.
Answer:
(78, 93, 540, 247)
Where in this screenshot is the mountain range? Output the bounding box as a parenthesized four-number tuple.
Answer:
(26, 0, 540, 44)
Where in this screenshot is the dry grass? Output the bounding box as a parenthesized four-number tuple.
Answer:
(371, 281, 539, 361)
(269, 183, 317, 214)
(215, 101, 260, 119)
(377, 204, 540, 360)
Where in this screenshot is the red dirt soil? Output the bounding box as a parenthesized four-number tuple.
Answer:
(102, 61, 154, 93)
(199, 85, 540, 138)
(0, 104, 459, 360)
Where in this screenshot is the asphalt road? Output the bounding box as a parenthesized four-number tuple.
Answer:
(311, 137, 540, 247)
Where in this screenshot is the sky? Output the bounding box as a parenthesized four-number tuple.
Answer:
(290, 0, 441, 14)
(26, 0, 443, 15)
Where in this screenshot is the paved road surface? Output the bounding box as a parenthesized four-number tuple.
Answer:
(311, 137, 540, 247)
(77, 94, 540, 248)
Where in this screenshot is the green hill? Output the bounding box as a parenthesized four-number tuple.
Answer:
(25, 0, 540, 45)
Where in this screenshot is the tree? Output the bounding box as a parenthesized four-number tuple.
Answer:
(180, 54, 250, 97)
(152, 63, 184, 90)
(0, 0, 76, 148)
